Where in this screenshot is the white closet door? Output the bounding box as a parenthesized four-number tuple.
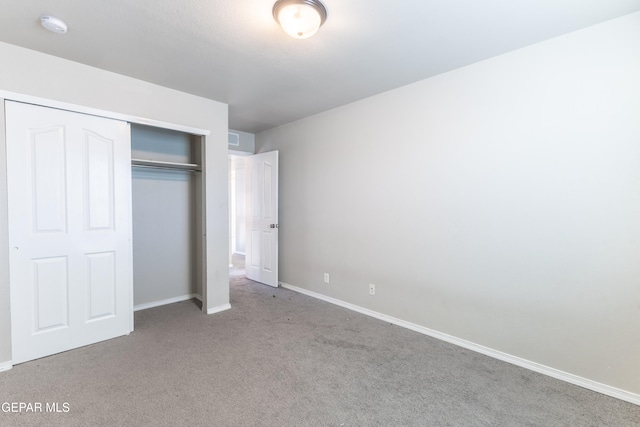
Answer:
(6, 101, 132, 364)
(246, 151, 279, 287)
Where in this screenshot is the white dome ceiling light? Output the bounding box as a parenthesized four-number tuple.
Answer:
(272, 0, 327, 39)
(40, 15, 68, 34)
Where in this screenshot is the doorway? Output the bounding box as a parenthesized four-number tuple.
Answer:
(228, 150, 279, 287)
(229, 154, 248, 277)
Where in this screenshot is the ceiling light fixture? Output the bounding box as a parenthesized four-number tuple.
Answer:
(272, 0, 327, 39)
(40, 15, 68, 34)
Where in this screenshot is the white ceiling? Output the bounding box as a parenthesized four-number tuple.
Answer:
(1, 1, 640, 133)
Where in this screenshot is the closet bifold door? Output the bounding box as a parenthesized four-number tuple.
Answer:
(130, 124, 204, 311)
(5, 100, 133, 364)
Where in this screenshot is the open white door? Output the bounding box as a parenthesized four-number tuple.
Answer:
(245, 151, 278, 287)
(6, 101, 132, 364)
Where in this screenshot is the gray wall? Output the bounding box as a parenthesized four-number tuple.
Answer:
(256, 13, 640, 395)
(0, 41, 229, 366)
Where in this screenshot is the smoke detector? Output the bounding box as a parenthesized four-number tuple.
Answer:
(40, 16, 68, 34)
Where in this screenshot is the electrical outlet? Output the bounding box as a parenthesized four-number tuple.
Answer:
(369, 284, 375, 295)
(324, 273, 330, 284)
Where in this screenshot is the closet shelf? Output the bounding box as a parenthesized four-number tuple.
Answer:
(131, 158, 201, 172)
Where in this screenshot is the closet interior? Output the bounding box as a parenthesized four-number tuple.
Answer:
(130, 124, 204, 310)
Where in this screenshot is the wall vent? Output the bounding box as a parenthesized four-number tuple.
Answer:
(228, 132, 240, 146)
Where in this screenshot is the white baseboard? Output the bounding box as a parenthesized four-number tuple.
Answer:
(0, 360, 12, 372)
(134, 293, 201, 312)
(280, 281, 640, 406)
(206, 303, 232, 315)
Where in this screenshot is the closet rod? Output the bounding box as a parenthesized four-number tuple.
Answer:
(131, 158, 201, 173)
(131, 164, 201, 173)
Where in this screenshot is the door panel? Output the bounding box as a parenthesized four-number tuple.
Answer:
(84, 131, 115, 230)
(33, 256, 69, 331)
(262, 232, 273, 273)
(31, 126, 67, 233)
(6, 101, 132, 364)
(245, 151, 278, 287)
(86, 251, 116, 320)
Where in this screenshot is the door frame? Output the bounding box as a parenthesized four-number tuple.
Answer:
(0, 91, 212, 370)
